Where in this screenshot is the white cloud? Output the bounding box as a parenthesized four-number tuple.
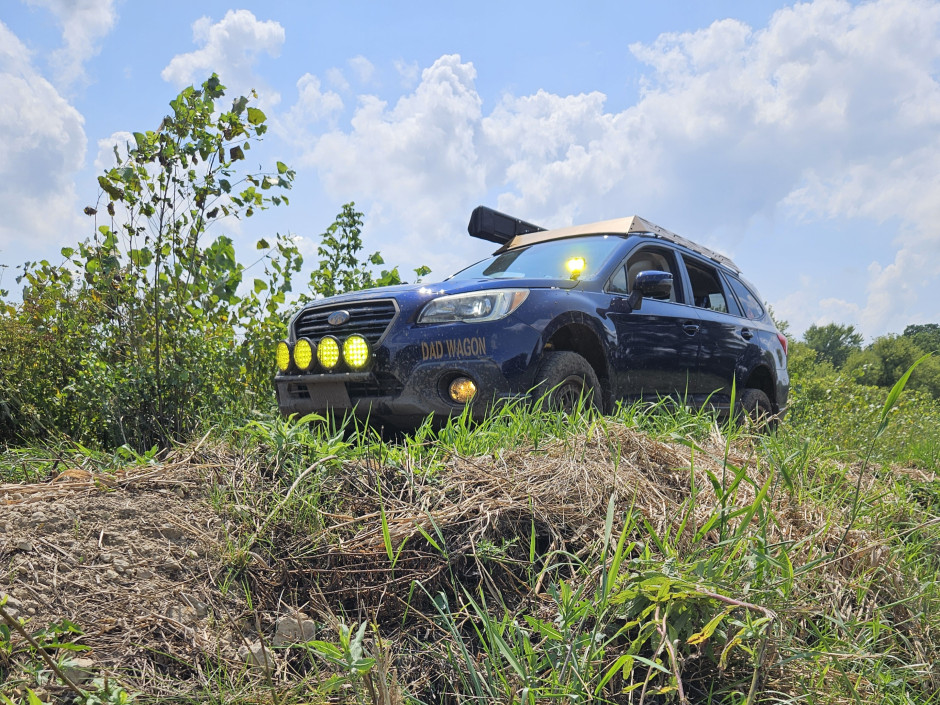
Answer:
(394, 59, 420, 88)
(0, 21, 86, 259)
(283, 0, 940, 333)
(297, 55, 486, 271)
(348, 55, 375, 84)
(272, 74, 344, 153)
(161, 10, 285, 105)
(93, 131, 134, 172)
(325, 67, 350, 92)
(25, 0, 117, 88)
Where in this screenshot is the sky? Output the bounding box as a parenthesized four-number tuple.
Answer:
(1, 0, 939, 340)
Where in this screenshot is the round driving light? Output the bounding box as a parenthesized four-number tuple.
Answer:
(343, 335, 370, 370)
(317, 336, 340, 370)
(276, 341, 291, 372)
(293, 337, 314, 371)
(448, 377, 477, 404)
(566, 257, 586, 277)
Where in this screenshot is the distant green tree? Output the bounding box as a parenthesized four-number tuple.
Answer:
(845, 334, 940, 398)
(903, 323, 940, 353)
(803, 323, 864, 368)
(306, 202, 430, 300)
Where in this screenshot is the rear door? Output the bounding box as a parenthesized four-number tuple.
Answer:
(679, 255, 760, 409)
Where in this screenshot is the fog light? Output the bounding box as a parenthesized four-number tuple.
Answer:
(276, 341, 291, 372)
(317, 336, 340, 370)
(448, 377, 477, 404)
(343, 335, 370, 370)
(293, 337, 314, 371)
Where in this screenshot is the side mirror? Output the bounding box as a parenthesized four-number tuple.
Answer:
(634, 270, 673, 298)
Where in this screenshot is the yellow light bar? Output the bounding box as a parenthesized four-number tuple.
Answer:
(293, 337, 314, 371)
(317, 336, 340, 370)
(343, 335, 370, 370)
(276, 341, 291, 372)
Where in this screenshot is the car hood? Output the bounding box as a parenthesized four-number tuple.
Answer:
(295, 277, 581, 313)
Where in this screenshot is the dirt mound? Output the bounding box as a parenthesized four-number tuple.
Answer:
(0, 452, 268, 700)
(2, 424, 933, 702)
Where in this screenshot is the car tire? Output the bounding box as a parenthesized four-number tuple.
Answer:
(535, 351, 601, 413)
(739, 388, 775, 430)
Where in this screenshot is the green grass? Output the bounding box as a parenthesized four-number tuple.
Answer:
(2, 371, 939, 704)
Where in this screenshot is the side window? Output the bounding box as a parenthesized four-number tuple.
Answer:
(682, 256, 729, 313)
(622, 247, 682, 302)
(607, 265, 628, 294)
(726, 275, 764, 320)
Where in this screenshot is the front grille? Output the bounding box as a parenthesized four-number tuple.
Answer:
(293, 300, 398, 345)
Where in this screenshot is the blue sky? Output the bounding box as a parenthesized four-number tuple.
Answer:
(1, 0, 938, 339)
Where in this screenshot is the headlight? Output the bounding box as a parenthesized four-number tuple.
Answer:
(417, 289, 529, 324)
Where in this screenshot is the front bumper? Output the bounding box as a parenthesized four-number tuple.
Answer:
(275, 358, 528, 423)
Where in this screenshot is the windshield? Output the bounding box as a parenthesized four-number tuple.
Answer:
(449, 235, 625, 282)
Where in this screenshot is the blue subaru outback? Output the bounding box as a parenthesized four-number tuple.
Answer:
(275, 207, 789, 428)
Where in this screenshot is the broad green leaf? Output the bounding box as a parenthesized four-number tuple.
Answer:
(687, 606, 734, 645)
(877, 353, 932, 437)
(247, 107, 266, 125)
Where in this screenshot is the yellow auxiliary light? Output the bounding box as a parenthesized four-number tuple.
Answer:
(317, 336, 340, 370)
(276, 341, 291, 372)
(448, 377, 477, 404)
(566, 257, 586, 277)
(343, 335, 371, 370)
(293, 337, 314, 371)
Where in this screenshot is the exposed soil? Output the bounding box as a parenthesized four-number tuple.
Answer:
(0, 452, 282, 701)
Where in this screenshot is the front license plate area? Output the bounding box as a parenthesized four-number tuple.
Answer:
(309, 381, 352, 409)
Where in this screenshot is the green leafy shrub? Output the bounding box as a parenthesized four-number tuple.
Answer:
(0, 75, 298, 449)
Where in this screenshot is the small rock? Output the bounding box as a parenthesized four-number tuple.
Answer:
(165, 604, 197, 624)
(184, 549, 198, 560)
(158, 526, 184, 540)
(14, 540, 34, 552)
(237, 640, 274, 670)
(60, 657, 96, 685)
(0, 593, 23, 618)
(113, 559, 131, 574)
(181, 594, 209, 618)
(273, 612, 317, 646)
(136, 568, 154, 580)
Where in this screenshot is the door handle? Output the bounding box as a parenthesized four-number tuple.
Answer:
(741, 328, 754, 340)
(682, 322, 700, 335)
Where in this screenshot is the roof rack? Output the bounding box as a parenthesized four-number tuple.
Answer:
(494, 213, 739, 272)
